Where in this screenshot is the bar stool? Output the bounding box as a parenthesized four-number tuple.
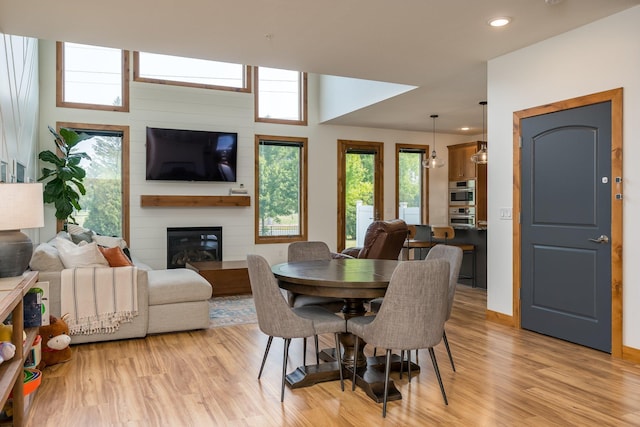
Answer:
(430, 226, 476, 288)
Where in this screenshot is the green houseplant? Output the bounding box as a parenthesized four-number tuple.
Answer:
(38, 126, 92, 224)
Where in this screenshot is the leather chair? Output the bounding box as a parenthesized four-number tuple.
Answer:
(341, 219, 409, 260)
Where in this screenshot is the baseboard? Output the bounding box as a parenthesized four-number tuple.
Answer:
(485, 309, 514, 327)
(623, 345, 640, 363)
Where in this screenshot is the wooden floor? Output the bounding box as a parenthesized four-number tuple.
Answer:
(27, 286, 640, 426)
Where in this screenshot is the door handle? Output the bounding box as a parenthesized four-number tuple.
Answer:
(588, 235, 609, 244)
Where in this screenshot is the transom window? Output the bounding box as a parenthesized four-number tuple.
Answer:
(255, 135, 307, 243)
(133, 52, 251, 92)
(255, 67, 307, 125)
(56, 42, 129, 112)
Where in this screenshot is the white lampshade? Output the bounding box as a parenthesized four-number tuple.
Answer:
(0, 183, 45, 278)
(0, 183, 45, 231)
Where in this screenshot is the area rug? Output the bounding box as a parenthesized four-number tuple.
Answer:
(209, 295, 257, 328)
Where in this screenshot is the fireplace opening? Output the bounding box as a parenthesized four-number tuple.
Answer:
(167, 226, 222, 269)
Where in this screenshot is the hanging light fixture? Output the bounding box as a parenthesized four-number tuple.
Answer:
(471, 101, 488, 165)
(422, 114, 445, 169)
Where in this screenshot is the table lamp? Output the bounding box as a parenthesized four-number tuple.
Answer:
(0, 183, 45, 278)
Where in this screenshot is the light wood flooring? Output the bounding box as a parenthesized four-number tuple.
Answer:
(26, 286, 640, 426)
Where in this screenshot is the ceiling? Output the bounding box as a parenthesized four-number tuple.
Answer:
(1, 0, 638, 134)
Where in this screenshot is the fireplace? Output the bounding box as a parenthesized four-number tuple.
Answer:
(167, 226, 222, 269)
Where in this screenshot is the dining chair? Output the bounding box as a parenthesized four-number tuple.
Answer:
(246, 254, 346, 402)
(347, 259, 450, 417)
(287, 241, 345, 364)
(369, 244, 463, 372)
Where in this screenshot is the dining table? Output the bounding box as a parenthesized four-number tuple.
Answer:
(271, 257, 418, 403)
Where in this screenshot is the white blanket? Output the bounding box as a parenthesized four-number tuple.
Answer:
(60, 266, 138, 335)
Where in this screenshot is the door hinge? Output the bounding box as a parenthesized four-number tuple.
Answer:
(519, 136, 522, 148)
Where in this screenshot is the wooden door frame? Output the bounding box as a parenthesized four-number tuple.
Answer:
(512, 88, 623, 357)
(337, 139, 384, 252)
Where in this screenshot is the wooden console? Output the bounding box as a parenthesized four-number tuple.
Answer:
(186, 261, 251, 297)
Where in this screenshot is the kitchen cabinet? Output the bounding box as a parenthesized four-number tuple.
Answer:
(448, 142, 478, 181)
(448, 141, 488, 226)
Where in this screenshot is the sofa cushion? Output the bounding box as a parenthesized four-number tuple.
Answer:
(55, 238, 109, 268)
(98, 246, 133, 267)
(147, 269, 212, 305)
(92, 234, 128, 249)
(29, 243, 65, 272)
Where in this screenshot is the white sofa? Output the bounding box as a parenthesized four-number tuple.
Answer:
(30, 234, 212, 344)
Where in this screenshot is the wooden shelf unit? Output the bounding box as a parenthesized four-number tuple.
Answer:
(0, 271, 39, 427)
(140, 195, 250, 207)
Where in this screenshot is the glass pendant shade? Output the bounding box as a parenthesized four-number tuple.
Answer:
(422, 114, 444, 169)
(472, 101, 488, 165)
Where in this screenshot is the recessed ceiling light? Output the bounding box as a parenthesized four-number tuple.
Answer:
(488, 17, 511, 27)
(461, 127, 470, 131)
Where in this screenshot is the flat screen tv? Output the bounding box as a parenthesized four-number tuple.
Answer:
(146, 127, 238, 182)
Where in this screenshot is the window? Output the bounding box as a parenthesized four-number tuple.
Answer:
(57, 122, 130, 245)
(255, 135, 307, 243)
(396, 144, 429, 224)
(255, 67, 307, 125)
(133, 52, 251, 92)
(56, 42, 129, 112)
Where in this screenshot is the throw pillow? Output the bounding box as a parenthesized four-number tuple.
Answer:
(70, 230, 94, 244)
(55, 238, 109, 269)
(92, 234, 128, 249)
(98, 246, 133, 267)
(29, 243, 65, 272)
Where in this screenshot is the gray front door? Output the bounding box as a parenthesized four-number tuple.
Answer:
(520, 101, 612, 352)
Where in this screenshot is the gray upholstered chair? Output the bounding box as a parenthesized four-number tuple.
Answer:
(424, 244, 463, 371)
(287, 241, 345, 365)
(369, 244, 463, 372)
(347, 259, 450, 417)
(246, 254, 346, 402)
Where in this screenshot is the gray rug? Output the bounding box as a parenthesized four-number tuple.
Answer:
(209, 295, 257, 328)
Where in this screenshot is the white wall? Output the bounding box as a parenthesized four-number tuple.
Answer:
(487, 6, 640, 349)
(37, 39, 472, 269)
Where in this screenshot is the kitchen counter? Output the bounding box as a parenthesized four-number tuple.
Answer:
(413, 225, 487, 289)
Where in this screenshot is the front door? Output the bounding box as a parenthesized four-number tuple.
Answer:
(517, 91, 622, 353)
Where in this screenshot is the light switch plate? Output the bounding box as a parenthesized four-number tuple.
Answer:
(499, 207, 512, 220)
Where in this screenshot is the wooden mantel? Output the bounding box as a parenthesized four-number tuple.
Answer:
(140, 195, 250, 207)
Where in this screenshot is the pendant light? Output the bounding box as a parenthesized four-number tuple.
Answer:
(471, 101, 488, 164)
(422, 114, 445, 168)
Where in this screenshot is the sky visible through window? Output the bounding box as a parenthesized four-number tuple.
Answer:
(63, 43, 123, 106)
(64, 43, 301, 120)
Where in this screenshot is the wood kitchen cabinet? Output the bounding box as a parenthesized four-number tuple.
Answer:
(448, 141, 488, 225)
(448, 142, 478, 181)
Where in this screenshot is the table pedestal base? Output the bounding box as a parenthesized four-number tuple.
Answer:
(284, 349, 418, 403)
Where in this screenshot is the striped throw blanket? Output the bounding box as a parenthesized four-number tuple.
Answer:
(60, 266, 138, 335)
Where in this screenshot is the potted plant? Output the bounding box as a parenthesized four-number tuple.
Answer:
(38, 126, 91, 224)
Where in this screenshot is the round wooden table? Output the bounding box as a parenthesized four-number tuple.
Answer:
(272, 258, 415, 403)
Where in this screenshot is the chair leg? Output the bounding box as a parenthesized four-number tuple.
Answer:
(258, 336, 273, 379)
(399, 350, 404, 379)
(352, 336, 359, 391)
(428, 347, 448, 405)
(334, 333, 344, 391)
(407, 349, 412, 382)
(281, 338, 291, 402)
(383, 349, 392, 417)
(442, 329, 456, 372)
(315, 334, 320, 365)
(303, 337, 307, 366)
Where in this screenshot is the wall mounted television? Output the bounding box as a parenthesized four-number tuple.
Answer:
(146, 127, 238, 182)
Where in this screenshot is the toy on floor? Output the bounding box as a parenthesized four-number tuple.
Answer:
(38, 315, 72, 368)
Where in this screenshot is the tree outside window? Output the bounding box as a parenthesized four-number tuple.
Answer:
(255, 136, 307, 243)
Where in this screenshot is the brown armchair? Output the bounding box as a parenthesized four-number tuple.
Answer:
(341, 219, 409, 260)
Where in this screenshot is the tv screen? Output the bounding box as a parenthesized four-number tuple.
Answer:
(146, 127, 238, 182)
